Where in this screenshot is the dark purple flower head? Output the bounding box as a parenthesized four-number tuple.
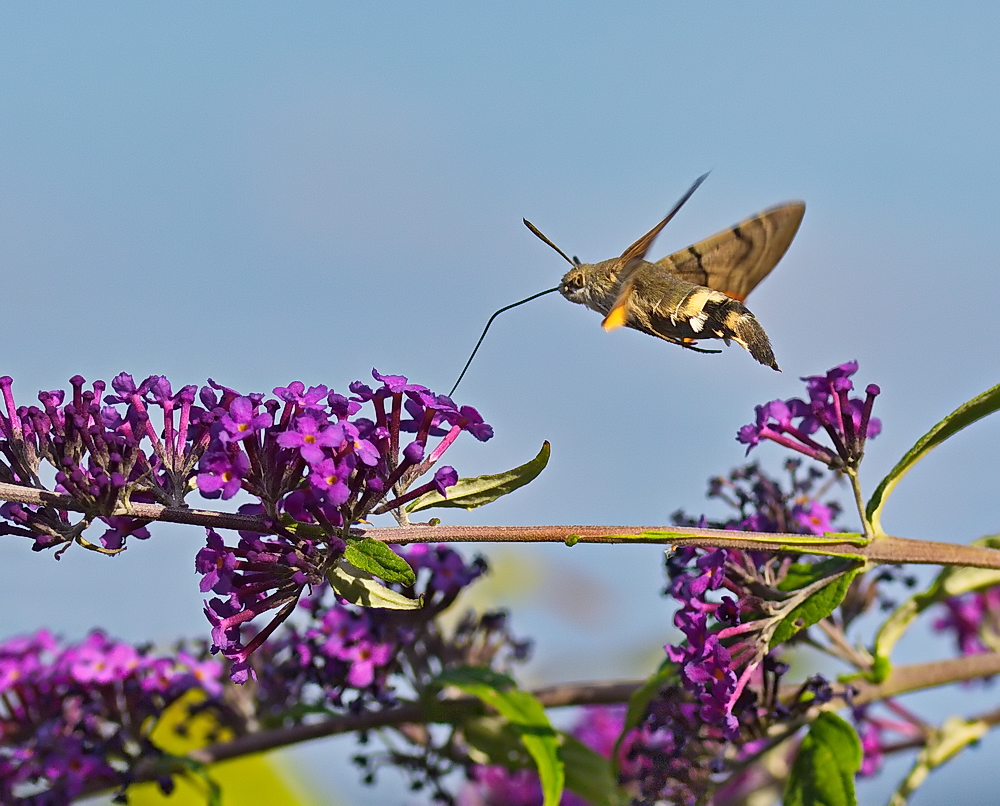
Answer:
(1, 370, 495, 686)
(327, 391, 361, 419)
(433, 465, 459, 496)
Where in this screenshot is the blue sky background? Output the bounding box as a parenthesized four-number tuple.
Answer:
(2, 4, 1000, 804)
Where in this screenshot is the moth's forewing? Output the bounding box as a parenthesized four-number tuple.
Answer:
(602, 174, 710, 331)
(618, 173, 709, 266)
(654, 202, 805, 302)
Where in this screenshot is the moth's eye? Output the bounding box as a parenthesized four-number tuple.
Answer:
(568, 274, 585, 289)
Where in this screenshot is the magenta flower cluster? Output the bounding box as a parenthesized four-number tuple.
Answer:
(615, 461, 845, 804)
(194, 370, 491, 522)
(0, 629, 222, 804)
(737, 361, 881, 469)
(0, 370, 491, 554)
(666, 548, 744, 738)
(933, 585, 1000, 656)
(191, 371, 492, 682)
(255, 543, 493, 712)
(0, 543, 510, 803)
(675, 459, 842, 537)
(615, 542, 835, 804)
(0, 370, 493, 684)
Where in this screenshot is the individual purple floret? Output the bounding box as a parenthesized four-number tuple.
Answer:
(736, 361, 881, 469)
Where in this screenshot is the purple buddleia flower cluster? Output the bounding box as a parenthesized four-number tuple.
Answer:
(616, 545, 835, 805)
(0, 374, 171, 555)
(0, 545, 529, 803)
(614, 460, 850, 804)
(0, 629, 223, 804)
(736, 361, 881, 469)
(673, 459, 843, 536)
(933, 584, 1000, 656)
(0, 370, 490, 553)
(191, 371, 492, 682)
(0, 370, 493, 683)
(314, 550, 533, 803)
(250, 543, 504, 716)
(194, 370, 491, 523)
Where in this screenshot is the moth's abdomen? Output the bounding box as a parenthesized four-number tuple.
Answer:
(644, 288, 779, 370)
(725, 304, 778, 370)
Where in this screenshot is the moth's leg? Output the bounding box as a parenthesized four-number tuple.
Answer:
(651, 331, 722, 355)
(678, 338, 722, 355)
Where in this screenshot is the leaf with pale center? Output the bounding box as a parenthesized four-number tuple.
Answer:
(407, 441, 549, 512)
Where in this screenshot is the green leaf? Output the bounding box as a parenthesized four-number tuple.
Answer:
(436, 667, 564, 806)
(866, 381, 1000, 533)
(327, 561, 423, 609)
(785, 712, 861, 806)
(770, 563, 862, 647)
(873, 535, 1000, 675)
(561, 733, 626, 806)
(407, 441, 550, 512)
(343, 537, 416, 585)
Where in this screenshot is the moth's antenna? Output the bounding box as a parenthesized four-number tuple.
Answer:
(523, 219, 575, 267)
(448, 287, 559, 397)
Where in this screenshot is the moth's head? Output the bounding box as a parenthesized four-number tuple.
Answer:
(560, 258, 622, 310)
(559, 264, 591, 304)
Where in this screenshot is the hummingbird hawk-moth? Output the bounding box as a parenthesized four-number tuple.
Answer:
(524, 174, 805, 371)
